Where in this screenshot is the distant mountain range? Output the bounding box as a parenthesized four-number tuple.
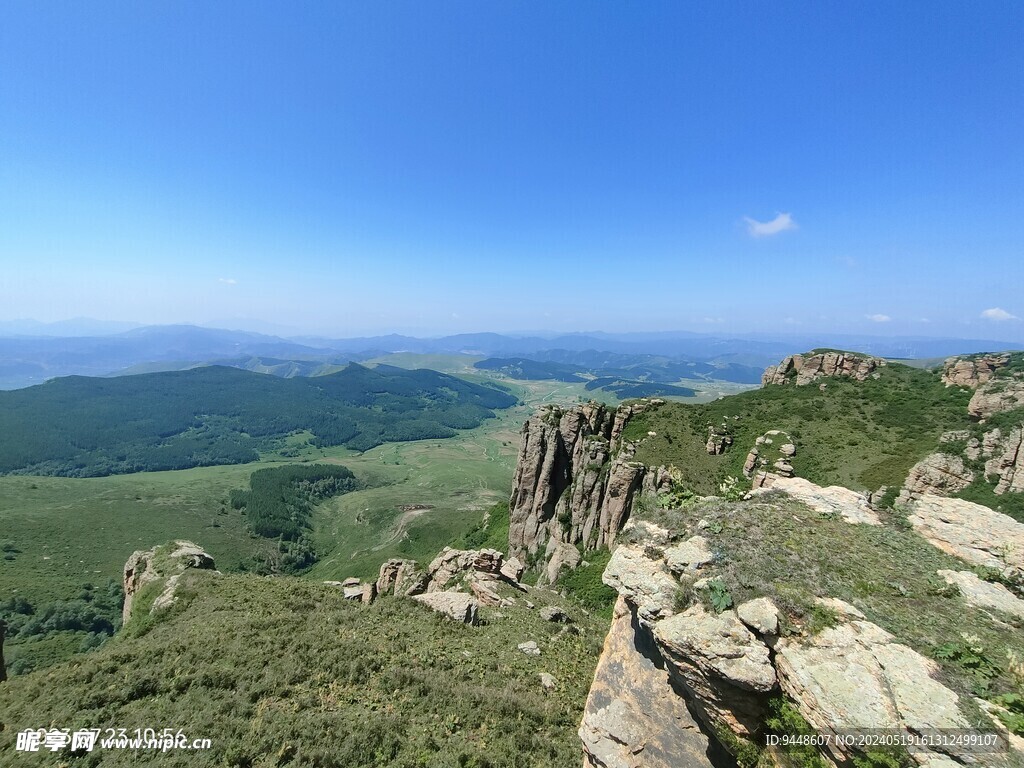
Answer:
(0, 322, 1020, 389)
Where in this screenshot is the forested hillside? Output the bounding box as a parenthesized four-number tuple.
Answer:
(0, 363, 516, 477)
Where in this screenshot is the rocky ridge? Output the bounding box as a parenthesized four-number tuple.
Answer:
(761, 351, 886, 387)
(579, 488, 1024, 768)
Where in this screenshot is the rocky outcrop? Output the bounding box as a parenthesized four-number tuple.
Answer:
(907, 495, 1024, 579)
(375, 558, 426, 597)
(969, 377, 1024, 420)
(704, 426, 732, 455)
(984, 425, 1024, 495)
(122, 541, 216, 624)
(898, 453, 975, 503)
(508, 401, 667, 582)
(775, 609, 973, 766)
(411, 591, 479, 625)
(937, 570, 1024, 620)
(761, 351, 886, 387)
(752, 476, 881, 525)
(579, 597, 716, 768)
(743, 430, 795, 486)
(942, 353, 1010, 388)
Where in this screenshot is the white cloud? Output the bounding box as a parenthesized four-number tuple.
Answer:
(744, 212, 797, 238)
(218, 278, 238, 285)
(866, 314, 891, 323)
(980, 307, 1018, 321)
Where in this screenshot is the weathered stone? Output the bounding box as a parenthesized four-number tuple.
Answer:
(969, 377, 1024, 420)
(411, 591, 479, 625)
(908, 495, 1024, 578)
(762, 352, 886, 387)
(376, 558, 425, 597)
(983, 424, 1024, 495)
(737, 597, 780, 636)
(603, 545, 678, 624)
(541, 540, 581, 586)
(423, 547, 503, 592)
(664, 536, 713, 574)
(705, 427, 733, 455)
(508, 401, 659, 579)
(937, 570, 1024, 620)
(341, 576, 361, 588)
(539, 672, 557, 691)
(539, 605, 573, 623)
(517, 640, 541, 656)
(653, 603, 776, 735)
(776, 619, 970, 765)
(122, 541, 216, 624)
(752, 476, 881, 525)
(899, 453, 975, 503)
(579, 597, 715, 768)
(499, 555, 525, 584)
(941, 354, 1010, 389)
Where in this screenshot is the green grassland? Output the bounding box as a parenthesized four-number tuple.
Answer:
(623, 361, 972, 496)
(0, 572, 608, 767)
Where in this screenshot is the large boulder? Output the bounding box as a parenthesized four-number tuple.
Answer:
(411, 591, 479, 625)
(375, 558, 426, 597)
(969, 377, 1024, 420)
(907, 495, 1024, 578)
(899, 453, 975, 503)
(579, 597, 716, 768)
(937, 570, 1024, 619)
(753, 476, 881, 525)
(653, 603, 777, 736)
(122, 541, 216, 624)
(775, 617, 970, 766)
(423, 547, 503, 593)
(602, 544, 679, 624)
(941, 354, 1010, 388)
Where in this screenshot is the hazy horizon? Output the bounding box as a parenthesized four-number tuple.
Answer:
(2, 4, 1022, 342)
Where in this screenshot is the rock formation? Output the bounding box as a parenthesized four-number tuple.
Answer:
(983, 425, 1024, 495)
(969, 377, 1024, 421)
(578, 597, 717, 768)
(411, 591, 479, 625)
(761, 351, 886, 387)
(937, 570, 1024, 620)
(753, 476, 881, 525)
(898, 452, 975, 503)
(122, 541, 217, 624)
(375, 558, 426, 597)
(941, 353, 1010, 388)
(705, 426, 733, 455)
(508, 400, 668, 581)
(907, 495, 1024, 580)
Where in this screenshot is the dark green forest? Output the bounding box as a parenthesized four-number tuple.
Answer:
(0, 363, 516, 477)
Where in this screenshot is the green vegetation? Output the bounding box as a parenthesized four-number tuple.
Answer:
(0, 573, 607, 767)
(230, 464, 358, 541)
(454, 502, 511, 552)
(623, 361, 972, 495)
(559, 549, 617, 617)
(0, 363, 516, 477)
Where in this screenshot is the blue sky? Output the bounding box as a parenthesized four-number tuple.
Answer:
(1, 2, 1022, 339)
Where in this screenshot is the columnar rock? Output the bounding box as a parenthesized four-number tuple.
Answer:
(579, 597, 716, 768)
(508, 400, 661, 576)
(122, 541, 216, 624)
(898, 453, 975, 503)
(984, 425, 1024, 495)
(705, 426, 733, 455)
(761, 351, 886, 387)
(941, 353, 1010, 388)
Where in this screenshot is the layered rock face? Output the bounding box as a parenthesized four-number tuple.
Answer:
(122, 541, 217, 624)
(898, 453, 975, 503)
(942, 353, 1010, 388)
(508, 401, 667, 581)
(761, 351, 885, 387)
(969, 379, 1024, 421)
